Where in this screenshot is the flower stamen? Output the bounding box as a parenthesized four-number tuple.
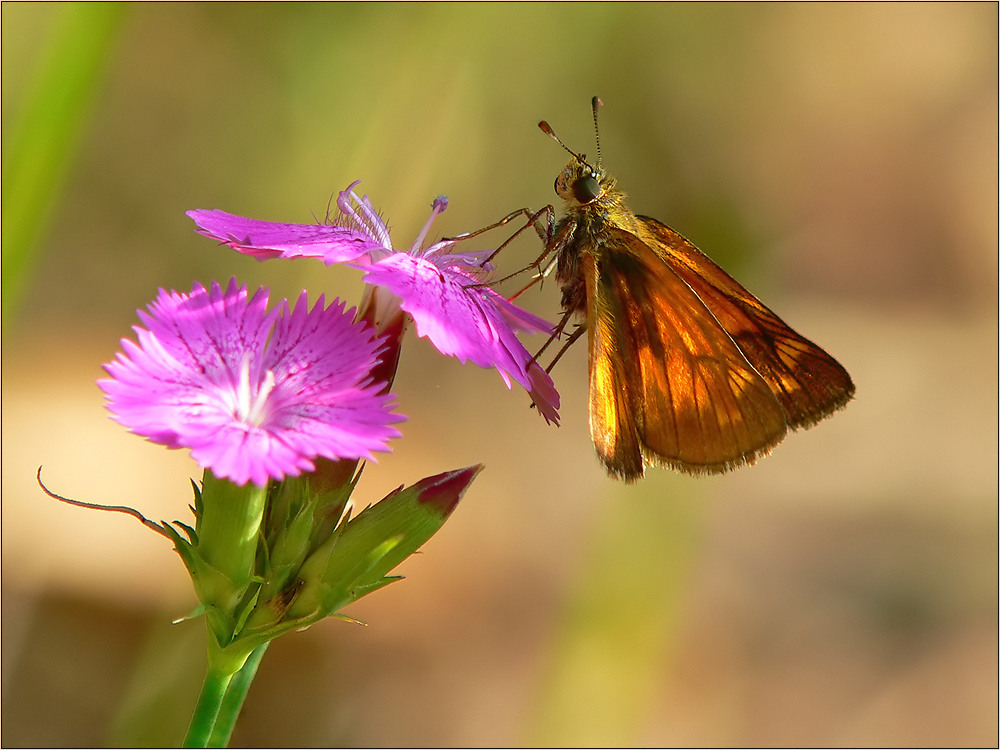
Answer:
(410, 195, 449, 256)
(230, 357, 276, 427)
(337, 181, 392, 249)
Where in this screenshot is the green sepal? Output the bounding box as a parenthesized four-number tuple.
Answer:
(160, 473, 270, 649)
(348, 574, 403, 601)
(194, 473, 267, 602)
(172, 520, 197, 544)
(257, 470, 358, 604)
(171, 602, 207, 625)
(231, 585, 262, 636)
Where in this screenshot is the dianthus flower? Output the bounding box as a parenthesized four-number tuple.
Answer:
(187, 182, 560, 424)
(98, 278, 403, 487)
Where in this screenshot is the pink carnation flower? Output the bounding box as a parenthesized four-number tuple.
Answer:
(187, 183, 560, 424)
(99, 279, 403, 487)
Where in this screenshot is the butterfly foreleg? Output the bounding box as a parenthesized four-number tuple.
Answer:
(443, 205, 553, 249)
(480, 204, 556, 264)
(463, 205, 561, 292)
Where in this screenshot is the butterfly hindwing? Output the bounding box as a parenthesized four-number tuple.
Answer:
(585, 226, 790, 479)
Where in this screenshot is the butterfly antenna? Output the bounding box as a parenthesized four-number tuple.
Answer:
(591, 96, 603, 168)
(538, 119, 585, 162)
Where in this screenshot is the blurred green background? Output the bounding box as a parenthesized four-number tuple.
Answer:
(3, 3, 996, 746)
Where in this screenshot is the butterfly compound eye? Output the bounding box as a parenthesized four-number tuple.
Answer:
(573, 175, 601, 204)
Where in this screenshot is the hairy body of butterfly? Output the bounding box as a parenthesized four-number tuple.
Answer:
(542, 101, 855, 482)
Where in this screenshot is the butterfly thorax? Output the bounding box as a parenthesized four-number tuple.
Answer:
(552, 157, 637, 316)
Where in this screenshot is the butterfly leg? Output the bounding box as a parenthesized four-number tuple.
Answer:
(443, 205, 553, 248)
(528, 306, 586, 373)
(543, 322, 587, 374)
(464, 205, 561, 292)
(508, 252, 560, 300)
(480, 204, 556, 264)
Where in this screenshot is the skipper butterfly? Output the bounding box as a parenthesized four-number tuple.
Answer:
(537, 98, 854, 481)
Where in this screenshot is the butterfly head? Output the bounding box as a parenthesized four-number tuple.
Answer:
(541, 97, 617, 210)
(554, 156, 609, 208)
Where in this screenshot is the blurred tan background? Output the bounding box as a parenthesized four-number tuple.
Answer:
(3, 3, 997, 746)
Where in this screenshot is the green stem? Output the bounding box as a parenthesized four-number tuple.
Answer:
(183, 474, 271, 746)
(207, 643, 269, 748)
(183, 658, 236, 748)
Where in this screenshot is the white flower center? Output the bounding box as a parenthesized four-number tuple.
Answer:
(232, 356, 276, 427)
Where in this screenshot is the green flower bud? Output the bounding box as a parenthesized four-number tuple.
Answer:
(281, 464, 481, 626)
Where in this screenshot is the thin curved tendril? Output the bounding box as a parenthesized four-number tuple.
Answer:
(36, 466, 172, 540)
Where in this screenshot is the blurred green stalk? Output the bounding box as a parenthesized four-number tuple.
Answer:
(527, 480, 704, 746)
(2, 3, 127, 331)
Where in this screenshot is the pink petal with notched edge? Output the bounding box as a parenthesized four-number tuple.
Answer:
(357, 253, 560, 422)
(185, 209, 385, 264)
(526, 361, 561, 426)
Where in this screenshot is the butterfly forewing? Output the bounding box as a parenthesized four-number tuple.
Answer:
(586, 226, 791, 480)
(636, 217, 855, 428)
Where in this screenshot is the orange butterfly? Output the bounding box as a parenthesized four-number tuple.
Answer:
(537, 98, 854, 482)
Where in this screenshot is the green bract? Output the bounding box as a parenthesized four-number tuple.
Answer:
(166, 464, 481, 674)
